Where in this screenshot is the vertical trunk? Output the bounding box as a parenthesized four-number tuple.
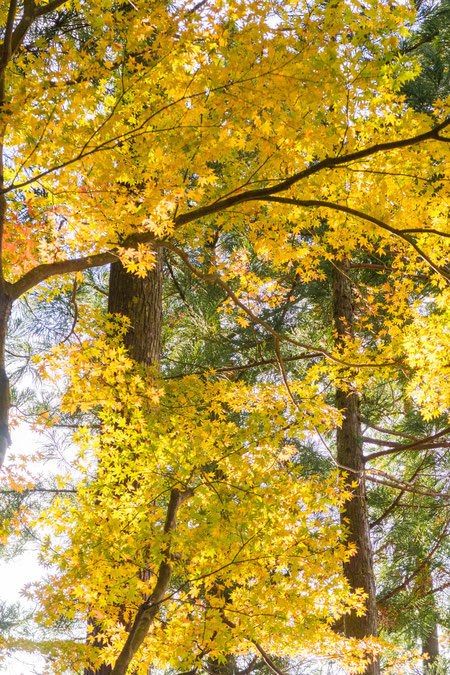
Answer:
(0, 290, 12, 467)
(332, 261, 379, 675)
(0, 167, 13, 467)
(421, 568, 439, 673)
(422, 625, 439, 673)
(108, 255, 162, 367)
(85, 252, 163, 675)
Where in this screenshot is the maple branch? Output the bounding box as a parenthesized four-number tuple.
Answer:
(186, 0, 208, 13)
(0, 193, 6, 286)
(4, 117, 450, 301)
(0, 1, 21, 286)
(35, 0, 69, 17)
(1, 0, 68, 63)
(111, 487, 194, 675)
(10, 106, 58, 187)
(348, 263, 431, 282)
(7, 0, 37, 60)
(2, 62, 299, 195)
(349, 263, 390, 272)
(0, 1, 17, 73)
(2, 102, 449, 203)
(173, 117, 450, 227)
(9, 251, 117, 299)
(220, 613, 288, 675)
(8, 118, 450, 298)
(398, 227, 450, 238)
(259, 197, 450, 283)
(337, 165, 450, 184)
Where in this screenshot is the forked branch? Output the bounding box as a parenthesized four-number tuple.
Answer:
(111, 487, 194, 675)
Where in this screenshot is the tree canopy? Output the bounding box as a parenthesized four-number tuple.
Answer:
(0, 1, 449, 674)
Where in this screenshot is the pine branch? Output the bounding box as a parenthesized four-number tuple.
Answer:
(378, 520, 450, 606)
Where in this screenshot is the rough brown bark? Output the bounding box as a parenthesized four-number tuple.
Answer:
(85, 252, 163, 675)
(332, 261, 379, 675)
(108, 254, 162, 367)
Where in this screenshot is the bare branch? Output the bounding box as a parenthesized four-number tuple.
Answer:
(364, 426, 450, 462)
(166, 352, 322, 379)
(361, 419, 418, 440)
(366, 469, 450, 500)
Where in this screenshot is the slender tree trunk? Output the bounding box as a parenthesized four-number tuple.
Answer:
(0, 175, 13, 468)
(0, 289, 12, 468)
(423, 625, 439, 673)
(85, 252, 162, 675)
(332, 261, 379, 675)
(421, 567, 439, 673)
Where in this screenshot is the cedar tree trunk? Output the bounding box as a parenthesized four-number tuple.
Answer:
(332, 261, 379, 675)
(85, 252, 162, 675)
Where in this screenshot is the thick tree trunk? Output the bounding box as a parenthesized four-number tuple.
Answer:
(85, 252, 162, 675)
(332, 262, 379, 675)
(108, 255, 162, 367)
